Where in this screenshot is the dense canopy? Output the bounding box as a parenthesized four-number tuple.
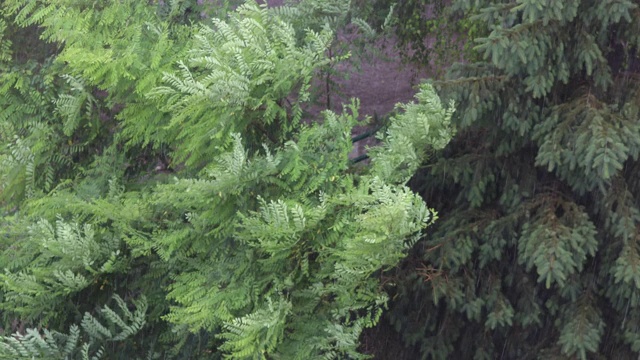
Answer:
(2, 0, 640, 359)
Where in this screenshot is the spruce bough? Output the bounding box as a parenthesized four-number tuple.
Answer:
(382, 0, 640, 359)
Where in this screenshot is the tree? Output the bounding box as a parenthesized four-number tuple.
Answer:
(379, 0, 640, 359)
(0, 0, 454, 358)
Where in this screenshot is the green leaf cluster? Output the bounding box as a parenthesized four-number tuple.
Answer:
(0, 294, 148, 360)
(152, 85, 452, 358)
(0, 0, 454, 358)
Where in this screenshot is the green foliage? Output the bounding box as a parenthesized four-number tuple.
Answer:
(366, 0, 488, 74)
(0, 59, 73, 205)
(0, 215, 125, 322)
(517, 198, 598, 289)
(148, 2, 334, 166)
(369, 84, 455, 183)
(0, 0, 454, 358)
(379, 0, 640, 359)
(0, 294, 147, 360)
(153, 85, 452, 357)
(218, 297, 290, 358)
(0, 0, 195, 208)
